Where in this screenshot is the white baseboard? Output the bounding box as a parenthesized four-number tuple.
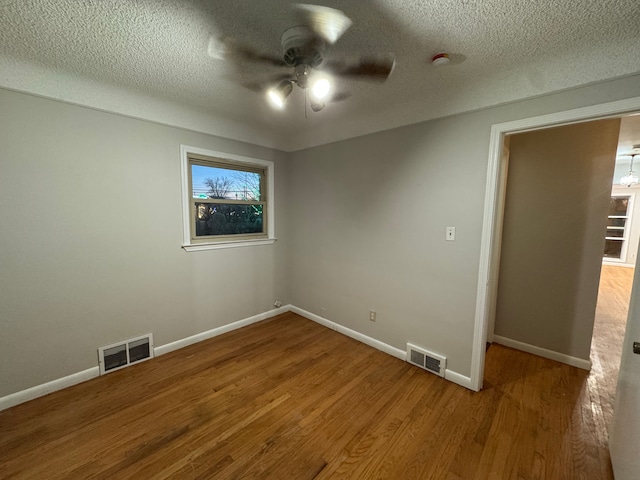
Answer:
(444, 370, 473, 390)
(1, 304, 475, 411)
(154, 305, 290, 356)
(289, 306, 405, 360)
(0, 306, 290, 412)
(493, 335, 591, 370)
(290, 306, 473, 390)
(602, 260, 635, 268)
(0, 367, 100, 412)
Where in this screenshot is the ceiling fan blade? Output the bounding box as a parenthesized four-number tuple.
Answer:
(329, 91, 351, 103)
(309, 91, 351, 113)
(211, 36, 286, 67)
(239, 81, 268, 93)
(325, 55, 395, 82)
(240, 74, 293, 93)
(293, 4, 352, 44)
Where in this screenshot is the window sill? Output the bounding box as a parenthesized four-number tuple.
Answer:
(182, 238, 277, 252)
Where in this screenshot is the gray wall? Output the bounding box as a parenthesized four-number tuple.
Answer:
(288, 117, 487, 375)
(494, 120, 620, 360)
(0, 89, 291, 397)
(2, 73, 640, 396)
(289, 75, 640, 378)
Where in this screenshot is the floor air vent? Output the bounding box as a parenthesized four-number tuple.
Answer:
(407, 343, 446, 377)
(98, 334, 154, 375)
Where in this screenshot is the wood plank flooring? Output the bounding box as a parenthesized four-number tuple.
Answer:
(590, 264, 634, 435)
(0, 302, 625, 479)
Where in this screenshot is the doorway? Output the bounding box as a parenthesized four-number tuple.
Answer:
(491, 118, 620, 369)
(471, 96, 640, 391)
(490, 115, 640, 380)
(474, 96, 640, 478)
(592, 136, 640, 429)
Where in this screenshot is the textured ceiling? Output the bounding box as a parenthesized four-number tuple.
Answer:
(1, 0, 639, 151)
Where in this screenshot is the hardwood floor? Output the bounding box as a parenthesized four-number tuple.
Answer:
(591, 264, 634, 435)
(0, 309, 622, 479)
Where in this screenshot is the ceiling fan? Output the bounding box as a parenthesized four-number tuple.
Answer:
(213, 4, 395, 113)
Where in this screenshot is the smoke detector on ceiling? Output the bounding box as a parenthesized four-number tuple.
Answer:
(431, 52, 450, 66)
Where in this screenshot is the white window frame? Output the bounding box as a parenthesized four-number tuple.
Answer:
(180, 145, 275, 251)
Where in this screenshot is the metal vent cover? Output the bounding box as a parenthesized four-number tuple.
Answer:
(98, 334, 154, 375)
(425, 356, 441, 373)
(410, 349, 425, 366)
(406, 343, 446, 377)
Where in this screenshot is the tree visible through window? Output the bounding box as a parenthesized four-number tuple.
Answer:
(189, 155, 267, 240)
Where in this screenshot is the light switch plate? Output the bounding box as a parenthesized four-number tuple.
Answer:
(446, 226, 456, 241)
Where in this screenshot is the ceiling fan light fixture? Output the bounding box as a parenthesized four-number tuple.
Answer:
(620, 172, 639, 187)
(267, 80, 293, 109)
(620, 154, 639, 187)
(311, 78, 331, 99)
(310, 100, 326, 112)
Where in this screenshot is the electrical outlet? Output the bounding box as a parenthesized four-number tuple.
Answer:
(320, 307, 327, 318)
(369, 310, 376, 322)
(273, 300, 282, 308)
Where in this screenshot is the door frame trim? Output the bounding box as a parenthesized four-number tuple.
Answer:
(470, 95, 640, 391)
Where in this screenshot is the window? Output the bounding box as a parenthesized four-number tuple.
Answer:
(181, 146, 275, 251)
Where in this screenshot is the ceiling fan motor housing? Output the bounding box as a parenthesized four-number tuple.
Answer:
(294, 64, 311, 88)
(281, 26, 323, 67)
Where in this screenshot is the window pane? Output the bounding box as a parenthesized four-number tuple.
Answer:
(608, 197, 629, 216)
(604, 239, 623, 258)
(192, 164, 261, 201)
(194, 203, 264, 236)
